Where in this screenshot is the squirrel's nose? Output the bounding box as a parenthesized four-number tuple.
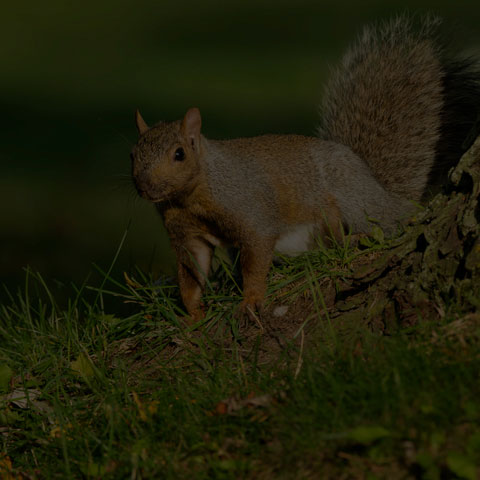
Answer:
(133, 174, 160, 201)
(132, 174, 149, 197)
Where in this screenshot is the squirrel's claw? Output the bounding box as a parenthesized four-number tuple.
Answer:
(185, 304, 206, 326)
(238, 298, 265, 330)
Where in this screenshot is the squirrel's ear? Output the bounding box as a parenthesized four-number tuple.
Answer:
(182, 107, 202, 148)
(135, 109, 149, 135)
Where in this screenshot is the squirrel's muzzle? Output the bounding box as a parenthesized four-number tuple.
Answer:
(132, 171, 167, 203)
(132, 172, 152, 199)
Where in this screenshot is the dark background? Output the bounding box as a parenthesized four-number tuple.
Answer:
(1, 0, 479, 298)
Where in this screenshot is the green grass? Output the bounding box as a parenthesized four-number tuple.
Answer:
(1, 239, 480, 479)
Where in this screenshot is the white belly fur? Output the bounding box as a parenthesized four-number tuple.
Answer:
(275, 224, 315, 256)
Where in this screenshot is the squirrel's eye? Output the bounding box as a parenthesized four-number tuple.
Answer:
(174, 147, 185, 161)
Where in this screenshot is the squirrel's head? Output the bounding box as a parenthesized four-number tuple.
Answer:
(131, 108, 203, 203)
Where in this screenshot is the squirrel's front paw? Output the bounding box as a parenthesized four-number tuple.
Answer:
(238, 297, 265, 328)
(185, 305, 205, 326)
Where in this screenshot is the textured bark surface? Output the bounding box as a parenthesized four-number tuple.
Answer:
(332, 135, 480, 331)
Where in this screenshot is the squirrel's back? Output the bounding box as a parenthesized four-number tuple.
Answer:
(318, 16, 480, 201)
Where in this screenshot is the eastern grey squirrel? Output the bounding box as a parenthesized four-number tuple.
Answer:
(131, 16, 480, 321)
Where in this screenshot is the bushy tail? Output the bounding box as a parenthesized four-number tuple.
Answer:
(318, 16, 480, 201)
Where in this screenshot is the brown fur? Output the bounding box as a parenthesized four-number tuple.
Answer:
(131, 17, 480, 321)
(131, 115, 413, 320)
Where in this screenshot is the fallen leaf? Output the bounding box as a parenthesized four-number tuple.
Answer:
(4, 388, 41, 409)
(215, 401, 228, 415)
(371, 226, 385, 243)
(2, 388, 53, 417)
(70, 353, 95, 380)
(446, 452, 476, 480)
(348, 425, 391, 444)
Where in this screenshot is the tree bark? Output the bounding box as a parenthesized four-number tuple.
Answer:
(333, 135, 480, 330)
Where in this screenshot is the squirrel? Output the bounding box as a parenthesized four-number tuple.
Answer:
(130, 16, 480, 322)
